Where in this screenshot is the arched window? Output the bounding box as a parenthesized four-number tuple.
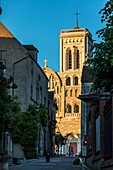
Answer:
(73, 47, 79, 69)
(74, 104, 79, 113)
(49, 74, 54, 89)
(66, 77, 71, 86)
(57, 86, 59, 94)
(66, 48, 72, 70)
(69, 50, 72, 69)
(67, 104, 72, 113)
(77, 50, 79, 68)
(48, 80, 50, 89)
(70, 90, 72, 97)
(74, 76, 78, 85)
(75, 89, 77, 97)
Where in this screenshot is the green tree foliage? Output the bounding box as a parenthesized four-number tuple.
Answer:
(12, 105, 39, 159)
(55, 133, 65, 147)
(11, 104, 48, 159)
(86, 0, 113, 91)
(0, 75, 20, 131)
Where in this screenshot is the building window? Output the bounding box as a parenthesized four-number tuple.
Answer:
(48, 79, 50, 89)
(57, 86, 59, 94)
(31, 85, 33, 98)
(74, 76, 78, 85)
(77, 50, 79, 68)
(75, 89, 77, 97)
(39, 75, 40, 81)
(68, 50, 72, 69)
(73, 47, 80, 69)
(36, 83, 39, 103)
(74, 104, 79, 113)
(70, 90, 72, 97)
(67, 104, 72, 113)
(66, 48, 72, 70)
(49, 74, 54, 89)
(66, 77, 71, 86)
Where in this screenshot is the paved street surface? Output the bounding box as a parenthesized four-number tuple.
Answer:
(9, 156, 89, 170)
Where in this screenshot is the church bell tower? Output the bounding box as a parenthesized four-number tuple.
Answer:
(56, 20, 93, 154)
(43, 16, 93, 155)
(59, 27, 93, 72)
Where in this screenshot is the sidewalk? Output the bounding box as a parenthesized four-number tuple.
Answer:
(8, 157, 61, 167)
(8, 156, 91, 170)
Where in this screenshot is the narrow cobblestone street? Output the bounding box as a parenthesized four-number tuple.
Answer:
(9, 157, 89, 170)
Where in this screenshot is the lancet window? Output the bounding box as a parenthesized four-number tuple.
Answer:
(49, 74, 54, 89)
(67, 104, 72, 113)
(74, 104, 79, 113)
(66, 77, 71, 86)
(74, 76, 78, 85)
(66, 48, 72, 70)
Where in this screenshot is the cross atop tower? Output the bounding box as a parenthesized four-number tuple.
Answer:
(44, 59, 48, 67)
(74, 10, 80, 28)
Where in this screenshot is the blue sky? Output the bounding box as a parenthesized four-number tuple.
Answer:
(1, 0, 108, 72)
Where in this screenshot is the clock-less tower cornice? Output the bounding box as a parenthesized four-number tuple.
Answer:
(59, 27, 93, 72)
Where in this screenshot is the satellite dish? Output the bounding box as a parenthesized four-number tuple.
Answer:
(0, 7, 2, 15)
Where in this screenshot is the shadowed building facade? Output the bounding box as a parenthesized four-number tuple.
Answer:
(0, 22, 50, 158)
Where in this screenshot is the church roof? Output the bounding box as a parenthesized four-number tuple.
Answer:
(23, 45, 39, 52)
(43, 66, 62, 87)
(0, 22, 14, 38)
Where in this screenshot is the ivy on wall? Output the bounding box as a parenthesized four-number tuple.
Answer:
(0, 74, 49, 158)
(11, 104, 49, 159)
(38, 104, 48, 127)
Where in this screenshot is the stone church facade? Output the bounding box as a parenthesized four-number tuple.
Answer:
(43, 26, 93, 155)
